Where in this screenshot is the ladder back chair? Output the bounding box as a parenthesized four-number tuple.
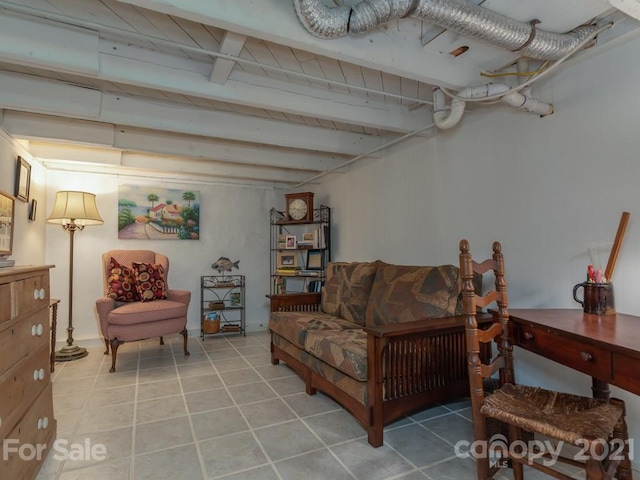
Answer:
(459, 239, 631, 480)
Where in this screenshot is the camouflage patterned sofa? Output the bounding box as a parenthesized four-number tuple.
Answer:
(269, 260, 489, 447)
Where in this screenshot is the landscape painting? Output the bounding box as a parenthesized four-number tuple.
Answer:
(118, 185, 200, 240)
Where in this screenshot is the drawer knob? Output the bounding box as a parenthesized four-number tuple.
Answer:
(32, 324, 44, 336)
(37, 417, 49, 429)
(580, 351, 593, 362)
(523, 332, 534, 341)
(37, 323, 44, 336)
(33, 289, 39, 300)
(33, 369, 39, 381)
(37, 418, 42, 429)
(39, 288, 46, 299)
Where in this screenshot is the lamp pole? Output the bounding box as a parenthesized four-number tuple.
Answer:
(55, 219, 88, 361)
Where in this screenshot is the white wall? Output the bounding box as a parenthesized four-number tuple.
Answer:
(0, 130, 47, 265)
(324, 34, 640, 465)
(44, 170, 277, 343)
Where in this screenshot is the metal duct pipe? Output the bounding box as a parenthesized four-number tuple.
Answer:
(294, 0, 598, 61)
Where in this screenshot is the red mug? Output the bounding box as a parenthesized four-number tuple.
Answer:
(573, 282, 615, 315)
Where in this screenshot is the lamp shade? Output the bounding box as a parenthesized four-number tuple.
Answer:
(47, 191, 103, 226)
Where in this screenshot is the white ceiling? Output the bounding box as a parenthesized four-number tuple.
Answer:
(0, 0, 638, 188)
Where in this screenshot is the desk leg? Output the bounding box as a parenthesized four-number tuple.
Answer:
(50, 302, 58, 373)
(591, 378, 610, 400)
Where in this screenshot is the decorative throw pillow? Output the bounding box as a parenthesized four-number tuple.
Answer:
(132, 262, 167, 302)
(107, 257, 140, 302)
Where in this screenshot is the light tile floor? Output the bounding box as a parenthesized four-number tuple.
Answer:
(35, 331, 636, 480)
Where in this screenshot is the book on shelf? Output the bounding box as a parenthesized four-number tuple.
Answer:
(312, 225, 329, 249)
(275, 268, 300, 276)
(273, 277, 286, 294)
(297, 270, 322, 276)
(308, 280, 324, 293)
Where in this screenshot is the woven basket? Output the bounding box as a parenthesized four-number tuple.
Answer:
(203, 318, 220, 334)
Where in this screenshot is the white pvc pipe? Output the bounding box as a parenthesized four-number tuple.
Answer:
(432, 82, 553, 129)
(432, 87, 465, 130)
(501, 91, 554, 116)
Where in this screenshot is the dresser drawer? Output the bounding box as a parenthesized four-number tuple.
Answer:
(0, 345, 50, 440)
(0, 283, 11, 326)
(0, 383, 56, 480)
(12, 273, 49, 320)
(514, 323, 612, 381)
(0, 308, 49, 372)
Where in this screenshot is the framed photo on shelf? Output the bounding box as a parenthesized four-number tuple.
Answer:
(302, 232, 314, 242)
(285, 235, 297, 249)
(277, 234, 287, 248)
(15, 156, 31, 203)
(306, 249, 324, 270)
(277, 251, 298, 269)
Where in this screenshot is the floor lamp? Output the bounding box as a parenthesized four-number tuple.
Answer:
(47, 191, 103, 361)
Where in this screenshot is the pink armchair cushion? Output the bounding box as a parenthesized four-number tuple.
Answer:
(107, 299, 188, 325)
(132, 262, 168, 301)
(106, 257, 140, 302)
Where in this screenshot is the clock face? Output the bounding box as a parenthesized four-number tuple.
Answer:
(288, 198, 308, 220)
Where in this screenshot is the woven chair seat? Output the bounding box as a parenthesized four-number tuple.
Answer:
(481, 383, 623, 446)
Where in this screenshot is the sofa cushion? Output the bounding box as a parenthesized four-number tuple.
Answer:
(305, 329, 368, 381)
(106, 257, 140, 302)
(132, 262, 168, 301)
(270, 311, 361, 349)
(366, 263, 461, 326)
(107, 299, 188, 325)
(321, 261, 380, 326)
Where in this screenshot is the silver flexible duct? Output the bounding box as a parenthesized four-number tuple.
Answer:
(293, 0, 597, 61)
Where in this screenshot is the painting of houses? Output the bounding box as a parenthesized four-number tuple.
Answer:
(118, 185, 200, 240)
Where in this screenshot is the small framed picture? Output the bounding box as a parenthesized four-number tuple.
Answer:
(15, 156, 31, 203)
(277, 234, 287, 248)
(230, 292, 241, 306)
(306, 249, 324, 270)
(302, 232, 314, 242)
(277, 251, 298, 269)
(28, 199, 37, 221)
(285, 235, 297, 249)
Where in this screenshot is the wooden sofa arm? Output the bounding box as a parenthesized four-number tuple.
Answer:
(363, 312, 493, 447)
(269, 292, 321, 312)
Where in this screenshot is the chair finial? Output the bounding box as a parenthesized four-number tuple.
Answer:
(492, 241, 502, 254)
(460, 239, 470, 253)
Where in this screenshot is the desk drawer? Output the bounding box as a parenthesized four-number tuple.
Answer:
(612, 352, 640, 396)
(515, 323, 612, 381)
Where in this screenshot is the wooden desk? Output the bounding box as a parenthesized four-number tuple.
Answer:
(508, 308, 640, 400)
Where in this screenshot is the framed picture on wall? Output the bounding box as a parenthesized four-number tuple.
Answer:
(15, 156, 31, 203)
(0, 189, 15, 256)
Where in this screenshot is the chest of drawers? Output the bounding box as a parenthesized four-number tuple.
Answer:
(0, 265, 56, 479)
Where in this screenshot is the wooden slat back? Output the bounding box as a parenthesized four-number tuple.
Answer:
(459, 239, 516, 430)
